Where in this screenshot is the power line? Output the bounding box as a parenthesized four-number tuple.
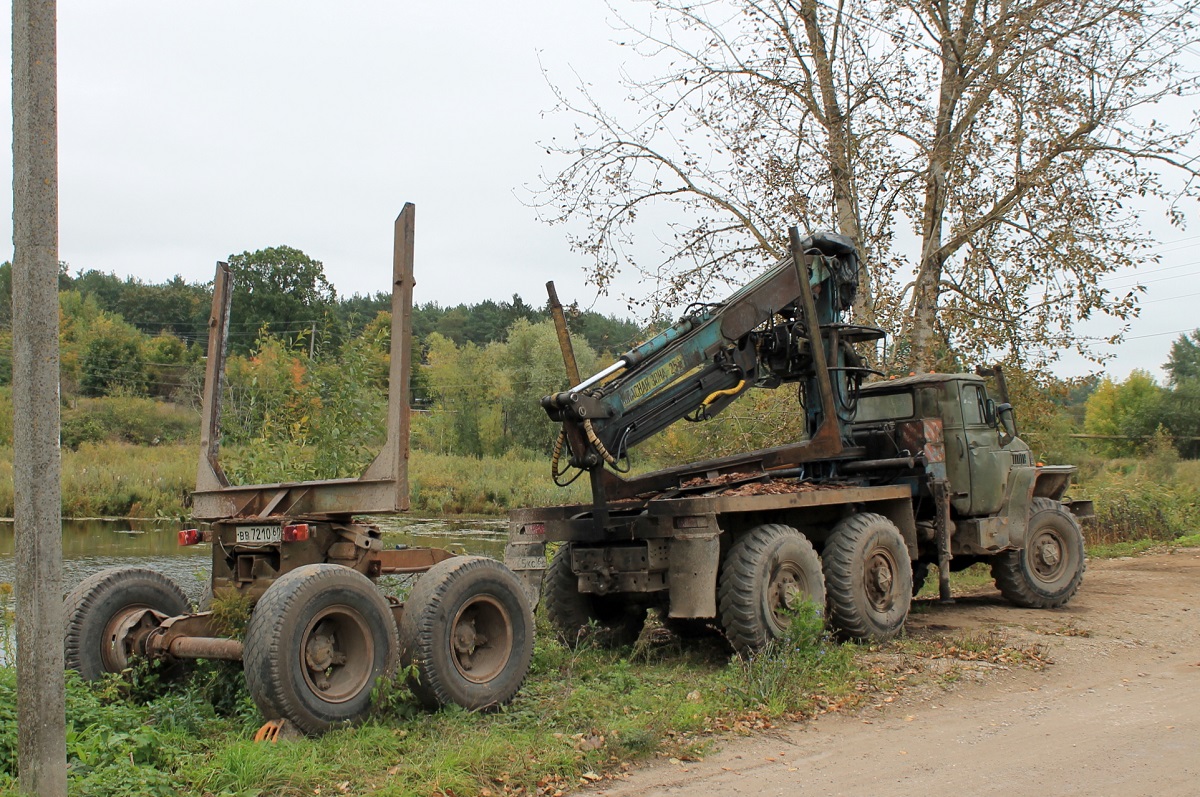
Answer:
(1102, 266, 1200, 289)
(1125, 326, 1197, 341)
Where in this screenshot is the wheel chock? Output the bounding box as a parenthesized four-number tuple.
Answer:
(254, 718, 295, 743)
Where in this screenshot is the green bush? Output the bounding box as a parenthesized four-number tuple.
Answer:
(60, 396, 197, 450)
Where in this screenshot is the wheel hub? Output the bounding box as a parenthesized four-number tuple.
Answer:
(1029, 531, 1067, 580)
(1037, 539, 1062, 568)
(453, 618, 485, 669)
(865, 551, 897, 613)
(768, 565, 808, 627)
(450, 596, 513, 684)
(102, 606, 166, 672)
(299, 607, 373, 703)
(305, 633, 343, 673)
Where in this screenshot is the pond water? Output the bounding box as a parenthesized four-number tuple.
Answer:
(0, 515, 509, 604)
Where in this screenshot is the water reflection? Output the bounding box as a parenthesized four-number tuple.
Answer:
(0, 518, 211, 602)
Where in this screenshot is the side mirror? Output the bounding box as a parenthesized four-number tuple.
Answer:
(984, 398, 998, 427)
(995, 402, 1017, 441)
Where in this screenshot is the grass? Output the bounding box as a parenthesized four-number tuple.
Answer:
(1086, 531, 1200, 559)
(1073, 457, 1200, 547)
(0, 610, 873, 797)
(0, 588, 1063, 797)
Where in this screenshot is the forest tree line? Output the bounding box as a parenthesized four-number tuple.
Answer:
(0, 246, 1198, 481)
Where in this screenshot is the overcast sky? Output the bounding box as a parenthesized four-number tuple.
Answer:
(3, 1, 1196, 382)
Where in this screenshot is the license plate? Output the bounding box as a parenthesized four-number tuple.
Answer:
(235, 525, 282, 544)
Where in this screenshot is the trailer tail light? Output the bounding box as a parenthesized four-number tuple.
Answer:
(282, 523, 310, 543)
(178, 529, 202, 546)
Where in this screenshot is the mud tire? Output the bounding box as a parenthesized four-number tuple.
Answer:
(823, 513, 912, 642)
(64, 567, 189, 680)
(718, 524, 825, 653)
(992, 497, 1086, 608)
(399, 556, 534, 711)
(544, 544, 647, 649)
(242, 564, 398, 736)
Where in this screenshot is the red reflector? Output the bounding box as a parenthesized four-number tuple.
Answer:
(178, 529, 201, 546)
(282, 523, 310, 543)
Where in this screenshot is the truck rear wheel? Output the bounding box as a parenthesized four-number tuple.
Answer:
(545, 543, 647, 648)
(823, 513, 912, 642)
(399, 556, 534, 711)
(718, 524, 825, 653)
(242, 564, 398, 736)
(992, 497, 1085, 608)
(64, 566, 190, 679)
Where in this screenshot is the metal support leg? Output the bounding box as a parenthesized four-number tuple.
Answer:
(933, 479, 955, 604)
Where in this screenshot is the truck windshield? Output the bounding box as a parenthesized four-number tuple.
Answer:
(855, 392, 914, 423)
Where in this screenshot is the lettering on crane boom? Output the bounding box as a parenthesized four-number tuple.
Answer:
(621, 355, 703, 408)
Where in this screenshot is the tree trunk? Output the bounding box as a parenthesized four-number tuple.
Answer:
(798, 0, 872, 323)
(909, 17, 964, 372)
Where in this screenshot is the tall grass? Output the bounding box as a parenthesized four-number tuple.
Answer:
(60, 396, 198, 450)
(1073, 456, 1200, 546)
(409, 450, 590, 514)
(0, 444, 589, 520)
(0, 443, 194, 519)
(1, 403, 1195, 531)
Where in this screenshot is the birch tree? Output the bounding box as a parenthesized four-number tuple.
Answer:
(538, 0, 1200, 370)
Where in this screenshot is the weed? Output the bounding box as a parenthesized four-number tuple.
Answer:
(209, 587, 253, 639)
(721, 602, 856, 715)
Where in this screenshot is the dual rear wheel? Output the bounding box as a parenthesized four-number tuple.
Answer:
(544, 515, 913, 655)
(717, 515, 911, 651)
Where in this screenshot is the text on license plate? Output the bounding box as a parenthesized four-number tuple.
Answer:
(236, 525, 282, 544)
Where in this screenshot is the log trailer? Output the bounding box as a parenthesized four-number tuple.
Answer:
(506, 227, 1092, 651)
(63, 205, 535, 735)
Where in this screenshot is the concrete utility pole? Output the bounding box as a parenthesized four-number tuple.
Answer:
(12, 0, 67, 794)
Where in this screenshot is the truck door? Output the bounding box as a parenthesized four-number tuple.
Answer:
(961, 383, 1011, 516)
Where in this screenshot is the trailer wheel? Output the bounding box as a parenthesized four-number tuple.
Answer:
(823, 513, 912, 642)
(544, 544, 647, 649)
(242, 564, 398, 736)
(718, 524, 825, 653)
(64, 567, 189, 680)
(991, 498, 1085, 608)
(399, 556, 533, 710)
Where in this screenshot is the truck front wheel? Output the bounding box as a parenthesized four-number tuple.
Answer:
(992, 498, 1085, 608)
(823, 513, 912, 642)
(545, 544, 647, 648)
(718, 524, 825, 653)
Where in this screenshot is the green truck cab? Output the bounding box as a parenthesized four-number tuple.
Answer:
(854, 372, 1090, 606)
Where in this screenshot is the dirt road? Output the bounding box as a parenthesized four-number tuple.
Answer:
(596, 551, 1200, 797)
